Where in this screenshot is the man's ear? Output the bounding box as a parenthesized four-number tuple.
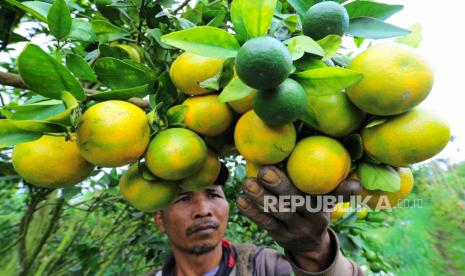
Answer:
(154, 211, 166, 233)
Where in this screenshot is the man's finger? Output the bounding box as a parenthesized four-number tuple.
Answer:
(236, 195, 284, 232)
(243, 178, 297, 222)
(330, 179, 361, 202)
(257, 166, 303, 197)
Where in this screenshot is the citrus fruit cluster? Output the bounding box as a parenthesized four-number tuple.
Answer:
(9, 1, 451, 216)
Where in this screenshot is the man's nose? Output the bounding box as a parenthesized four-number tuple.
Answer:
(192, 197, 213, 219)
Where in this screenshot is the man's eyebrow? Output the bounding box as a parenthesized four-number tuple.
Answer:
(205, 187, 222, 193)
(176, 191, 193, 196)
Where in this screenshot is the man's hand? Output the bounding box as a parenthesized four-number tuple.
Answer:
(236, 166, 360, 272)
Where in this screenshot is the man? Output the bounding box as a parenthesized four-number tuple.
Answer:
(150, 164, 363, 276)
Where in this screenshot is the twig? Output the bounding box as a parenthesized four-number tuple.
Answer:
(0, 71, 151, 109)
(137, 0, 146, 44)
(0, 92, 5, 106)
(174, 0, 192, 14)
(20, 197, 64, 276)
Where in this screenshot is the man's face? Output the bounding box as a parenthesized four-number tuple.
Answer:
(155, 185, 229, 255)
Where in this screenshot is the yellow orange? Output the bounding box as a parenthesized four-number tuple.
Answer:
(287, 136, 351, 195)
(76, 100, 150, 167)
(169, 52, 224, 96)
(181, 150, 221, 191)
(12, 135, 94, 188)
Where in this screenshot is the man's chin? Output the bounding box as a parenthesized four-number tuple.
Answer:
(184, 242, 218, 255)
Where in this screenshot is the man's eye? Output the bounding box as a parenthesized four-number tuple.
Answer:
(177, 196, 191, 202)
(208, 193, 222, 198)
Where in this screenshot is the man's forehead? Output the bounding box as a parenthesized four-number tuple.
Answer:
(176, 184, 223, 195)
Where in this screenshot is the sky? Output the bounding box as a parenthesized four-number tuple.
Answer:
(1, 0, 464, 163)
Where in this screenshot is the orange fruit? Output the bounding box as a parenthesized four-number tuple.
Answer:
(245, 160, 261, 178)
(287, 136, 351, 195)
(183, 94, 233, 137)
(12, 135, 94, 188)
(331, 202, 350, 220)
(347, 43, 434, 116)
(76, 100, 150, 167)
(362, 108, 450, 166)
(145, 128, 207, 181)
(119, 164, 179, 212)
(234, 110, 296, 164)
(169, 52, 224, 96)
(181, 150, 221, 191)
(306, 92, 365, 138)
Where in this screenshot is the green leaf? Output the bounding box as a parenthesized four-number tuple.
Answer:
(282, 14, 299, 33)
(66, 54, 97, 82)
(94, 57, 152, 90)
(47, 0, 71, 40)
(241, 0, 277, 38)
(317, 35, 342, 60)
(0, 119, 67, 148)
(287, 0, 317, 18)
(343, 134, 364, 160)
(395, 23, 423, 48)
(89, 84, 150, 101)
(230, 0, 249, 41)
(218, 77, 254, 103)
(344, 1, 403, 20)
(161, 26, 240, 58)
(358, 162, 400, 192)
(167, 105, 188, 125)
(5, 0, 50, 22)
(147, 28, 172, 49)
(199, 74, 220, 90)
(293, 67, 363, 95)
(5, 101, 66, 121)
(347, 17, 411, 39)
(68, 19, 96, 42)
(18, 44, 86, 101)
(46, 91, 80, 125)
(284, 35, 325, 60)
(294, 56, 328, 72)
(98, 44, 129, 59)
(92, 20, 130, 42)
(300, 103, 318, 129)
(365, 118, 387, 128)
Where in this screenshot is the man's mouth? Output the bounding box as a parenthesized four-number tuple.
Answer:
(187, 223, 219, 236)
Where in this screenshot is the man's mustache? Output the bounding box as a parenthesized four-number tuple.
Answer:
(186, 220, 220, 236)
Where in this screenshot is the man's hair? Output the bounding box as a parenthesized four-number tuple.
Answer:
(214, 162, 229, 187)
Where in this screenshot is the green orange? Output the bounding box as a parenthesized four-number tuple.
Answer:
(145, 128, 207, 181)
(234, 110, 296, 164)
(12, 135, 94, 188)
(119, 164, 180, 212)
(183, 94, 233, 137)
(302, 1, 349, 40)
(76, 100, 150, 167)
(287, 136, 351, 195)
(306, 92, 365, 137)
(347, 43, 434, 116)
(181, 150, 221, 191)
(169, 52, 224, 96)
(362, 108, 450, 166)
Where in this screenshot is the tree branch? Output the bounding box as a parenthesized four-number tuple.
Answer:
(0, 71, 151, 109)
(174, 0, 192, 14)
(20, 197, 64, 276)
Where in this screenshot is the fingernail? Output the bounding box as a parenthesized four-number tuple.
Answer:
(262, 169, 279, 184)
(237, 197, 250, 209)
(245, 181, 261, 194)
